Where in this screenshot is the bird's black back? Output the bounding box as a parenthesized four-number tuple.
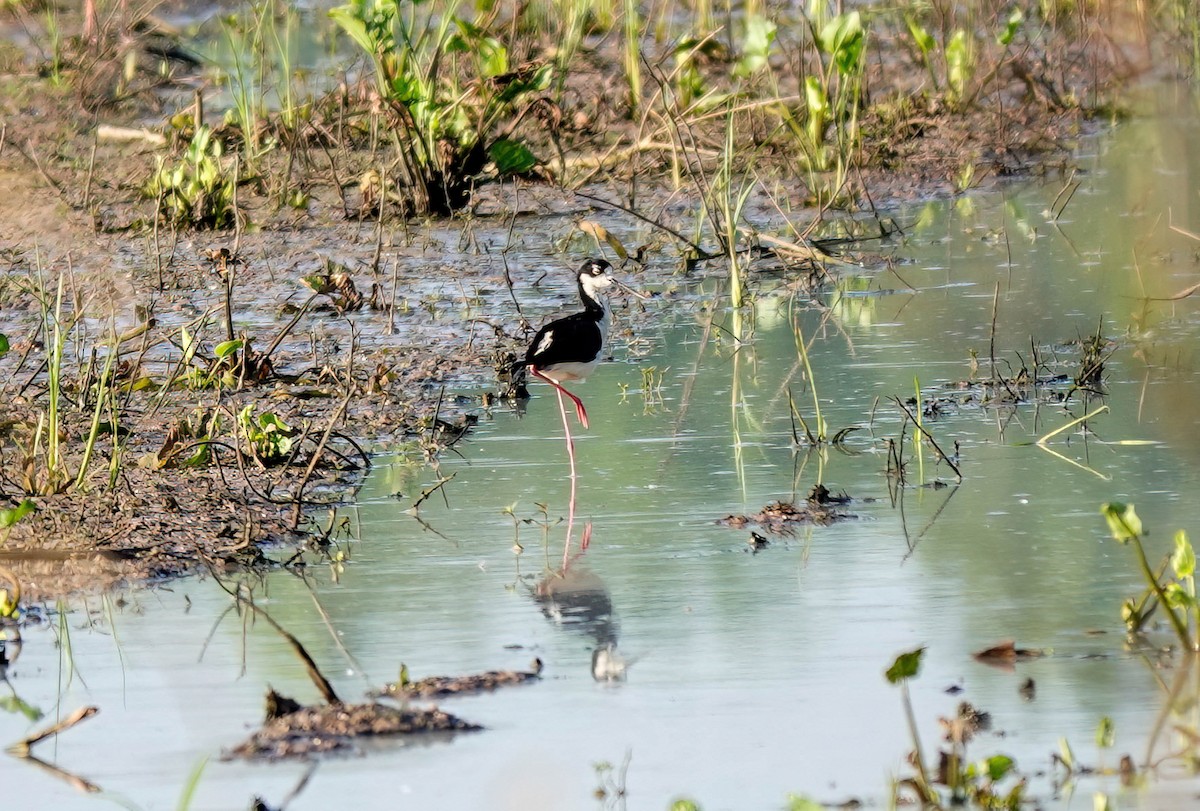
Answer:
(524, 310, 604, 369)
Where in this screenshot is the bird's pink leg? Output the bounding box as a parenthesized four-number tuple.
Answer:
(556, 387, 578, 569)
(531, 367, 589, 429)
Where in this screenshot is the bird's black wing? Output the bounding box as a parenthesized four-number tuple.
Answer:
(524, 312, 603, 369)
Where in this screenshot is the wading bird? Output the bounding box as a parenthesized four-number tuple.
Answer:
(515, 258, 615, 498)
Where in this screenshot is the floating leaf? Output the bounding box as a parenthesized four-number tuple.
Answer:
(885, 646, 925, 684)
(785, 795, 824, 811)
(1101, 502, 1142, 543)
(973, 640, 1045, 668)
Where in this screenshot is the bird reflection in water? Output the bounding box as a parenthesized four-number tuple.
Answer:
(532, 523, 634, 682)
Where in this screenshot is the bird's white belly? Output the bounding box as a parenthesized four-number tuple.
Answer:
(540, 359, 599, 382)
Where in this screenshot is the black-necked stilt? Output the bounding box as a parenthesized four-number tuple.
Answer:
(514, 259, 616, 554)
(518, 257, 615, 432)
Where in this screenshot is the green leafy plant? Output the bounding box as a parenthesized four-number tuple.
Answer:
(885, 647, 1025, 809)
(146, 126, 237, 229)
(905, 14, 939, 90)
(945, 30, 972, 103)
(790, 10, 867, 199)
(0, 500, 36, 547)
(1102, 502, 1198, 650)
(329, 0, 551, 214)
(734, 13, 777, 79)
(238, 405, 295, 465)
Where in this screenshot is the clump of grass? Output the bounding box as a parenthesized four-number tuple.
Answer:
(9, 270, 127, 496)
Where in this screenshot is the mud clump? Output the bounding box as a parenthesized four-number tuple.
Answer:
(720, 486, 856, 533)
(371, 659, 544, 700)
(228, 692, 481, 761)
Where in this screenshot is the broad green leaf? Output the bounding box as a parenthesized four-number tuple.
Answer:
(735, 14, 777, 78)
(946, 30, 971, 98)
(259, 413, 291, 433)
(1163, 582, 1195, 610)
(804, 76, 828, 116)
(885, 646, 925, 684)
(819, 11, 864, 76)
(998, 8, 1024, 46)
(0, 498, 36, 529)
(985, 753, 1015, 781)
(0, 333, 8, 356)
(329, 6, 376, 56)
(494, 63, 553, 104)
(1174, 530, 1195, 578)
(0, 694, 43, 721)
(905, 16, 934, 54)
(489, 139, 538, 175)
(1101, 502, 1142, 543)
(214, 339, 243, 359)
(1096, 716, 1115, 748)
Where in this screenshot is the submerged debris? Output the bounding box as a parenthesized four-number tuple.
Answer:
(720, 487, 856, 533)
(972, 640, 1046, 669)
(228, 691, 481, 760)
(371, 659, 544, 700)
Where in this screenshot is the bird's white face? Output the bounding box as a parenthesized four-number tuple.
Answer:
(579, 259, 614, 299)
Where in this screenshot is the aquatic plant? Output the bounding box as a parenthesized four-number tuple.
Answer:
(238, 405, 296, 466)
(1102, 502, 1198, 651)
(885, 647, 1025, 809)
(146, 125, 238, 229)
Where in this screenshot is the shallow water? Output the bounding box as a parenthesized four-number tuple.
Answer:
(7, 83, 1200, 809)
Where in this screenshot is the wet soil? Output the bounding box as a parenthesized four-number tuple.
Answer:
(0, 3, 1182, 604)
